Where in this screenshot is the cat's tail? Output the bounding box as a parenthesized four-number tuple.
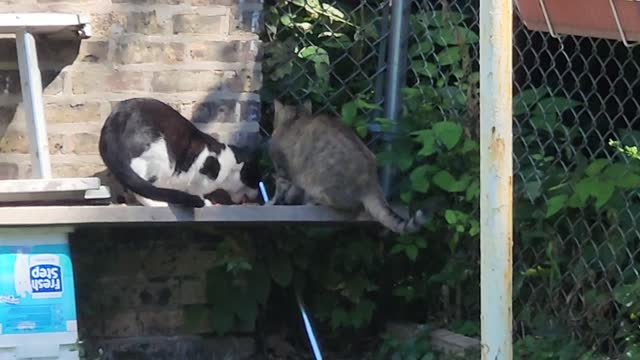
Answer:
(362, 191, 445, 234)
(100, 149, 205, 208)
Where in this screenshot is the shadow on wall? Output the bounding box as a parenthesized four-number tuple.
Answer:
(0, 36, 80, 179)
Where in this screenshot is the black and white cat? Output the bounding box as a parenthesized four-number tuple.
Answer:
(99, 97, 260, 208)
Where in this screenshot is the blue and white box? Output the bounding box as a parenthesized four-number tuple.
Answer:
(0, 229, 78, 360)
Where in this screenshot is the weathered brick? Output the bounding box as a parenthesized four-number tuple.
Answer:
(69, 133, 100, 155)
(91, 13, 126, 37)
(52, 163, 106, 178)
(102, 311, 140, 337)
(173, 14, 225, 34)
(45, 102, 102, 123)
(192, 0, 256, 5)
(0, 132, 88, 155)
(0, 131, 29, 153)
(192, 100, 259, 123)
(114, 41, 184, 64)
(78, 41, 109, 63)
(71, 71, 146, 94)
(113, 0, 180, 3)
(126, 11, 166, 35)
(43, 74, 64, 96)
(173, 249, 217, 275)
(138, 309, 183, 335)
(223, 69, 261, 92)
(151, 70, 223, 93)
(0, 162, 19, 180)
(178, 279, 206, 305)
(49, 134, 65, 154)
(189, 40, 261, 63)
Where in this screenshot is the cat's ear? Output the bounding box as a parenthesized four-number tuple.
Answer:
(301, 100, 312, 115)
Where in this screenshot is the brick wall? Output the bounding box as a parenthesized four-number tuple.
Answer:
(71, 227, 258, 359)
(0, 0, 265, 356)
(0, 0, 263, 180)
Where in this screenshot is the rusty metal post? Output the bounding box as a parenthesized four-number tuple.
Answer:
(480, 0, 513, 357)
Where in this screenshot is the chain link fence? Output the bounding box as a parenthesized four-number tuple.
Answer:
(261, 0, 640, 356)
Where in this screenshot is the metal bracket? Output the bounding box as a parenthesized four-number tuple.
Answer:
(609, 0, 639, 48)
(537, 0, 561, 38)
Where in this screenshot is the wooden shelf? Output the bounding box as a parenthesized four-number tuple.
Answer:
(0, 205, 380, 228)
(0, 13, 91, 38)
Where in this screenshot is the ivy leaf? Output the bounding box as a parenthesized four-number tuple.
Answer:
(409, 40, 433, 58)
(535, 96, 580, 114)
(356, 123, 368, 138)
(400, 191, 413, 204)
(545, 194, 568, 218)
(269, 253, 293, 287)
(436, 47, 461, 66)
(433, 170, 467, 193)
(234, 295, 258, 325)
(411, 130, 436, 156)
(390, 243, 406, 255)
(410, 165, 430, 193)
(616, 173, 640, 189)
(413, 11, 465, 28)
(445, 209, 467, 225)
(341, 101, 358, 126)
(411, 61, 438, 77)
(405, 244, 418, 261)
(575, 177, 598, 203)
(613, 284, 640, 308)
(593, 180, 615, 208)
(247, 263, 271, 305)
(584, 159, 609, 177)
(513, 87, 548, 115)
(432, 26, 478, 46)
(605, 163, 640, 188)
(297, 46, 330, 64)
(433, 121, 463, 150)
(210, 304, 235, 335)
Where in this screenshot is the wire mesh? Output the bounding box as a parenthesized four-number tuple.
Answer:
(261, 0, 640, 356)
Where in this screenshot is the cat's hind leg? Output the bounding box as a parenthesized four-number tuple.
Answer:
(284, 185, 305, 205)
(267, 176, 292, 205)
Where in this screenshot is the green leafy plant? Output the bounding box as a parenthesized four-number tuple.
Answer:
(218, 0, 640, 357)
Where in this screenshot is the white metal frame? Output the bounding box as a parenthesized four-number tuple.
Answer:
(480, 0, 513, 358)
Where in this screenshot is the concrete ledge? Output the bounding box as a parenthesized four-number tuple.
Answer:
(0, 205, 382, 227)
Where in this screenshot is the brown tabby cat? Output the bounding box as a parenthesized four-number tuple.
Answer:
(268, 100, 443, 234)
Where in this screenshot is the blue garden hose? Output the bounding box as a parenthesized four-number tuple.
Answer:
(258, 181, 324, 360)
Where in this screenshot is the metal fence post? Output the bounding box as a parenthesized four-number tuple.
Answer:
(382, 0, 409, 197)
(480, 0, 513, 357)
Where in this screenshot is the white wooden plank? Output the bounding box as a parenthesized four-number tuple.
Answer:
(0, 13, 91, 36)
(0, 205, 380, 227)
(0, 178, 101, 193)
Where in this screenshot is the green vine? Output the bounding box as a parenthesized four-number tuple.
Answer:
(200, 0, 640, 357)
